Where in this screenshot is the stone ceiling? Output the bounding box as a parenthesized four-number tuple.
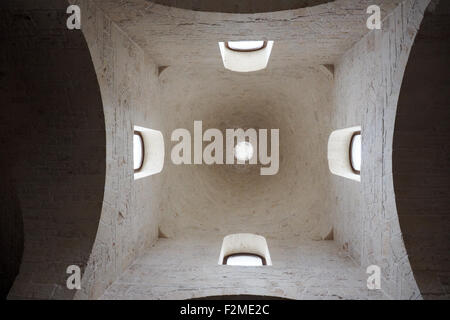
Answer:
(90, 0, 403, 70)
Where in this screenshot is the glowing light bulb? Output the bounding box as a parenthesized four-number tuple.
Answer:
(234, 141, 254, 162)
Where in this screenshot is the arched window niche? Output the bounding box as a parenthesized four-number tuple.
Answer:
(133, 125, 165, 180)
(218, 233, 272, 266)
(327, 126, 361, 182)
(218, 41, 274, 72)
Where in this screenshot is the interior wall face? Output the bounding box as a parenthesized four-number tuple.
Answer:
(393, 0, 450, 299)
(0, 1, 105, 299)
(101, 65, 387, 300)
(101, 238, 385, 300)
(89, 0, 404, 70)
(73, 0, 165, 299)
(332, 0, 431, 299)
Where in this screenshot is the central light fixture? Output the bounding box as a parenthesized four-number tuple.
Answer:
(234, 141, 254, 162)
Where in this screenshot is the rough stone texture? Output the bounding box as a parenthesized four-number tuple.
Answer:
(101, 238, 385, 300)
(71, 0, 165, 299)
(332, 0, 431, 300)
(79, 0, 389, 300)
(90, 0, 403, 70)
(0, 0, 106, 299)
(79, 0, 434, 300)
(3, 0, 446, 300)
(393, 0, 450, 300)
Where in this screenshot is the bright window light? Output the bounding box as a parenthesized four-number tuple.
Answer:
(234, 141, 254, 162)
(219, 41, 274, 72)
(133, 132, 144, 171)
(350, 133, 361, 172)
(226, 41, 266, 52)
(219, 234, 272, 266)
(226, 254, 263, 266)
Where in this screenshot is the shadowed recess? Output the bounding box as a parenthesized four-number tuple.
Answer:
(393, 0, 450, 300)
(0, 1, 106, 299)
(0, 160, 23, 300)
(191, 295, 291, 300)
(148, 0, 335, 13)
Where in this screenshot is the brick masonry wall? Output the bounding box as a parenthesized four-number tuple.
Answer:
(332, 0, 432, 299)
